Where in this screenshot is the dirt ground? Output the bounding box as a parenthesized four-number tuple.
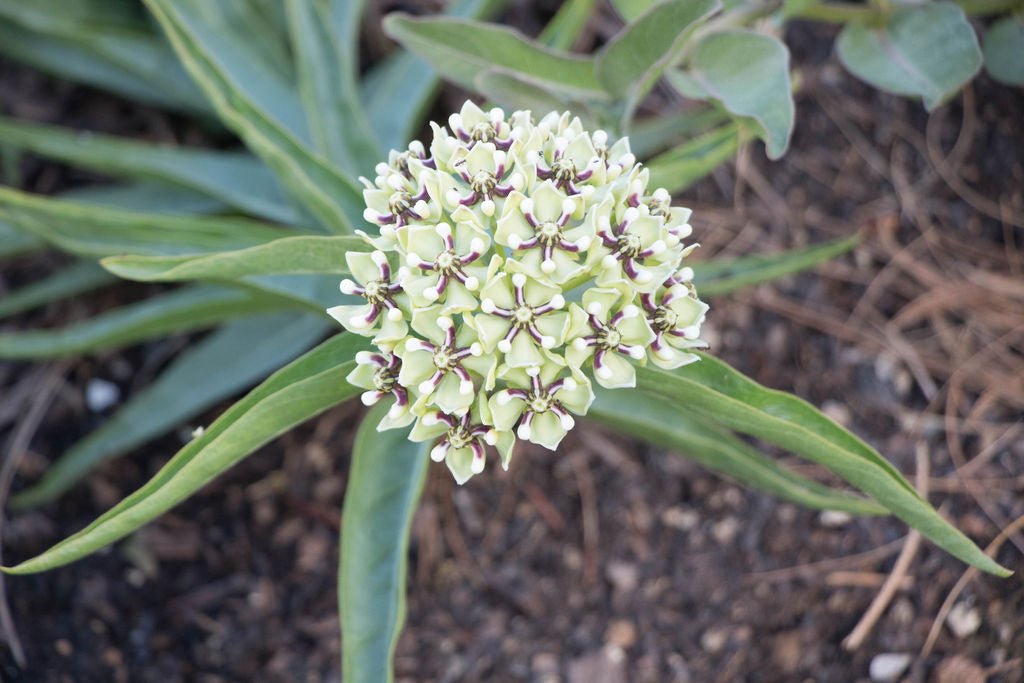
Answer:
(1, 6, 1022, 683)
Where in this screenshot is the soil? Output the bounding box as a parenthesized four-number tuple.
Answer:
(1, 7, 1022, 683)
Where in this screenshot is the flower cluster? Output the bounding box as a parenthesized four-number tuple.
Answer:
(329, 102, 708, 483)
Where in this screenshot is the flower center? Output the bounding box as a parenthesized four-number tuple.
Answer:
(471, 171, 497, 196)
(433, 348, 454, 370)
(649, 198, 671, 221)
(373, 366, 396, 392)
(528, 392, 552, 413)
(551, 158, 577, 183)
(362, 279, 387, 302)
(470, 122, 495, 142)
(395, 152, 413, 178)
(537, 220, 562, 245)
(512, 305, 535, 325)
(447, 425, 473, 449)
(388, 191, 412, 216)
(597, 327, 622, 349)
(434, 250, 457, 272)
(652, 306, 678, 331)
(616, 233, 643, 258)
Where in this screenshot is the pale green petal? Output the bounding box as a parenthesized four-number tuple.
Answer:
(454, 220, 491, 255)
(564, 341, 593, 371)
(668, 296, 709, 327)
(489, 392, 526, 431)
(463, 141, 498, 176)
(649, 348, 701, 370)
(372, 316, 409, 346)
(446, 446, 476, 485)
(402, 273, 440, 307)
(496, 430, 516, 470)
(376, 408, 416, 431)
(397, 349, 435, 386)
(346, 251, 382, 285)
(410, 305, 450, 345)
(440, 280, 481, 315)
(432, 372, 474, 415)
(558, 372, 594, 414)
(363, 188, 390, 214)
(565, 303, 592, 340)
(469, 313, 512, 352)
(326, 303, 377, 336)
(523, 277, 562, 307)
(506, 331, 544, 368)
(462, 353, 498, 390)
(529, 411, 568, 451)
(458, 100, 489, 128)
(617, 315, 656, 346)
(346, 362, 377, 390)
(495, 207, 535, 249)
(596, 352, 635, 389)
(481, 273, 516, 310)
(564, 134, 596, 169)
(410, 417, 448, 442)
(406, 224, 445, 259)
(531, 181, 568, 222)
(534, 312, 569, 346)
(628, 216, 662, 247)
(581, 287, 623, 318)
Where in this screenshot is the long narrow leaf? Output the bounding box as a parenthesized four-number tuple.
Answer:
(0, 117, 302, 225)
(537, 0, 597, 50)
(694, 234, 861, 297)
(0, 186, 290, 258)
(145, 0, 365, 234)
(0, 220, 42, 259)
(60, 182, 228, 216)
(340, 403, 429, 683)
(11, 312, 332, 508)
(646, 123, 741, 193)
(588, 387, 886, 515)
(4, 333, 367, 574)
(101, 235, 367, 282)
(362, 0, 505, 152)
(628, 107, 730, 159)
(636, 356, 1010, 576)
(0, 261, 115, 321)
(0, 285, 287, 359)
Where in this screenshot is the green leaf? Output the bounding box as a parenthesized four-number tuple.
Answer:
(645, 123, 741, 193)
(474, 69, 590, 121)
(589, 387, 886, 515)
(0, 261, 115, 321)
(340, 403, 429, 683)
(0, 220, 43, 259)
(383, 14, 608, 101)
(537, 0, 598, 50)
(628, 106, 730, 159)
(636, 356, 1011, 576)
(0, 186, 290, 258)
(983, 15, 1024, 87)
(694, 234, 861, 297)
(836, 2, 982, 111)
(60, 182, 228, 216)
(145, 0, 366, 234)
(288, 0, 382, 173)
(0, 285, 289, 360)
(596, 0, 721, 122)
(0, 2, 212, 114)
(11, 312, 331, 508)
(101, 235, 368, 282)
(610, 0, 656, 23)
(4, 333, 367, 574)
(684, 30, 794, 159)
(0, 116, 303, 225)
(361, 0, 505, 152)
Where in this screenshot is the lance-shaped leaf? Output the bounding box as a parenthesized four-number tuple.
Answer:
(60, 182, 228, 216)
(635, 356, 1011, 576)
(474, 69, 592, 122)
(0, 220, 43, 259)
(4, 333, 368, 574)
(0, 285, 289, 359)
(362, 0, 504, 151)
(0, 186, 290, 258)
(588, 387, 886, 515)
(982, 16, 1024, 87)
(693, 234, 861, 297)
(645, 123, 740, 193)
(0, 117, 302, 225)
(537, 0, 598, 50)
(288, 0, 382, 173)
(0, 261, 116, 321)
(102, 235, 368, 282)
(836, 2, 982, 111)
(340, 403, 429, 683)
(596, 0, 721, 121)
(383, 14, 608, 101)
(629, 106, 730, 160)
(611, 0, 657, 23)
(144, 0, 365, 234)
(0, 2, 210, 114)
(682, 30, 794, 159)
(11, 313, 332, 508)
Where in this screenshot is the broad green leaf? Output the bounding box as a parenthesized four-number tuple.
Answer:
(589, 387, 886, 515)
(102, 235, 368, 282)
(684, 30, 794, 159)
(645, 123, 741, 193)
(628, 106, 730, 159)
(694, 234, 861, 297)
(288, 0, 382, 173)
(0, 261, 115, 321)
(11, 312, 331, 508)
(983, 16, 1024, 87)
(0, 285, 288, 359)
(4, 333, 367, 574)
(537, 0, 598, 50)
(596, 0, 721, 122)
(195, 0, 293, 77)
(474, 69, 590, 121)
(0, 186, 290, 258)
(610, 0, 656, 23)
(0, 117, 302, 225)
(340, 403, 429, 683)
(383, 14, 608, 101)
(836, 3, 982, 111)
(636, 356, 1010, 576)
(362, 0, 505, 152)
(145, 0, 365, 234)
(60, 182, 228, 216)
(0, 2, 210, 114)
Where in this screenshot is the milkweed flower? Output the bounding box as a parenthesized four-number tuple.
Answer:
(330, 101, 709, 482)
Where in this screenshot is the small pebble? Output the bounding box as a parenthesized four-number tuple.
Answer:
(946, 602, 982, 638)
(711, 517, 739, 544)
(869, 653, 912, 682)
(700, 627, 728, 653)
(819, 510, 853, 528)
(86, 379, 120, 412)
(54, 639, 73, 657)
